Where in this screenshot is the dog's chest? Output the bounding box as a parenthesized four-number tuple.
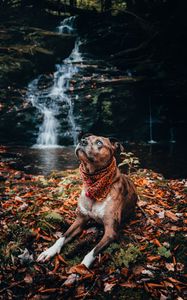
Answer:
(78, 190, 111, 222)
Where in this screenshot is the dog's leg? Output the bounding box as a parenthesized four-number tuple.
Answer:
(37, 215, 87, 262)
(81, 224, 117, 268)
(63, 223, 118, 286)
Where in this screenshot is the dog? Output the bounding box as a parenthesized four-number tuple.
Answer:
(37, 135, 138, 272)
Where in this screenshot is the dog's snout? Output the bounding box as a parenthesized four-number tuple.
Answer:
(80, 139, 88, 146)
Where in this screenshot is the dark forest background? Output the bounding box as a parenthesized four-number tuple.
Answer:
(0, 0, 187, 145)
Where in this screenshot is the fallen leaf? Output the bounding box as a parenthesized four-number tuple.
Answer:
(157, 211, 165, 219)
(147, 255, 161, 262)
(119, 282, 137, 288)
(104, 282, 116, 292)
(68, 264, 93, 276)
(132, 265, 145, 276)
(142, 270, 154, 277)
(138, 200, 147, 207)
(165, 211, 179, 221)
(24, 273, 33, 284)
(165, 263, 175, 271)
(146, 283, 163, 288)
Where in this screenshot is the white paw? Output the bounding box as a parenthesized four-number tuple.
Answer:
(37, 237, 65, 262)
(81, 247, 96, 268)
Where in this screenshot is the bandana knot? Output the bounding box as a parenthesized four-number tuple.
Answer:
(79, 157, 117, 202)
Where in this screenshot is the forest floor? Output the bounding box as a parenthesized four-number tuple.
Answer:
(0, 146, 186, 299)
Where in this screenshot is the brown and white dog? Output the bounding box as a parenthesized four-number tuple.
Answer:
(37, 135, 137, 271)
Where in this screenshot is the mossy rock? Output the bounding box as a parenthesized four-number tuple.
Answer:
(0, 56, 34, 86)
(44, 211, 63, 223)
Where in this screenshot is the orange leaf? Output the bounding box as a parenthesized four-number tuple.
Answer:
(152, 239, 162, 247)
(40, 288, 60, 293)
(139, 245, 147, 251)
(157, 199, 171, 208)
(52, 256, 60, 273)
(165, 211, 179, 221)
(119, 282, 137, 288)
(68, 264, 93, 276)
(147, 255, 161, 262)
(22, 192, 33, 198)
(147, 283, 164, 288)
(39, 235, 52, 241)
(168, 277, 187, 285)
(121, 267, 128, 277)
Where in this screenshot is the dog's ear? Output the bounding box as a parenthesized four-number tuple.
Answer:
(109, 137, 124, 163)
(109, 137, 124, 153)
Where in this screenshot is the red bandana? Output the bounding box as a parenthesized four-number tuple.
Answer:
(79, 157, 117, 202)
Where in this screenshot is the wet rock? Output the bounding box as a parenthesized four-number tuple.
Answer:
(0, 28, 75, 87)
(24, 28, 76, 61)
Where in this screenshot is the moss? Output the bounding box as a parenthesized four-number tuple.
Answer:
(44, 211, 64, 223)
(114, 244, 141, 268)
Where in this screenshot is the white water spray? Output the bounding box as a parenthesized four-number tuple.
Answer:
(148, 99, 157, 144)
(27, 16, 82, 148)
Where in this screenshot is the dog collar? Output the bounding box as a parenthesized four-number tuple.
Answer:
(79, 157, 117, 202)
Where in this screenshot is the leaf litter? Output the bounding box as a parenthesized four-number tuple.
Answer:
(0, 159, 186, 299)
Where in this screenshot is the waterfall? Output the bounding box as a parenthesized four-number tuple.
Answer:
(148, 99, 157, 144)
(27, 16, 82, 148)
(169, 128, 176, 143)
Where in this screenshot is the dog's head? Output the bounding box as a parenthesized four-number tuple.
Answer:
(75, 134, 124, 174)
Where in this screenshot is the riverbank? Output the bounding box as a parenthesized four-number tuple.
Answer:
(0, 142, 187, 179)
(0, 160, 186, 299)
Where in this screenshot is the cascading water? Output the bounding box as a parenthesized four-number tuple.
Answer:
(148, 99, 157, 144)
(27, 16, 82, 148)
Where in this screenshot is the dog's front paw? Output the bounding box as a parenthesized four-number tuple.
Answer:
(37, 246, 57, 262)
(37, 237, 65, 262)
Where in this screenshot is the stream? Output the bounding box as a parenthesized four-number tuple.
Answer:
(1, 142, 187, 179)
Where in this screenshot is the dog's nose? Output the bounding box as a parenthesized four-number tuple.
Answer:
(80, 139, 88, 146)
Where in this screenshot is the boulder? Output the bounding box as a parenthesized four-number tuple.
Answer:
(0, 26, 75, 87)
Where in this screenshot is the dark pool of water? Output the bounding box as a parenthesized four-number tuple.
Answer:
(0, 142, 186, 178)
(125, 142, 187, 179)
(0, 146, 79, 175)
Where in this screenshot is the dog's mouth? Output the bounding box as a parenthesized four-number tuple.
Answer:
(75, 144, 95, 163)
(75, 144, 84, 157)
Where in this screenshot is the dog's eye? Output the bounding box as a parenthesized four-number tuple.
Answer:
(96, 140, 103, 146)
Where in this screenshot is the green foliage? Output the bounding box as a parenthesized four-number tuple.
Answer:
(119, 152, 140, 174)
(76, 0, 127, 12)
(115, 244, 141, 267)
(106, 242, 121, 254)
(157, 246, 171, 258)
